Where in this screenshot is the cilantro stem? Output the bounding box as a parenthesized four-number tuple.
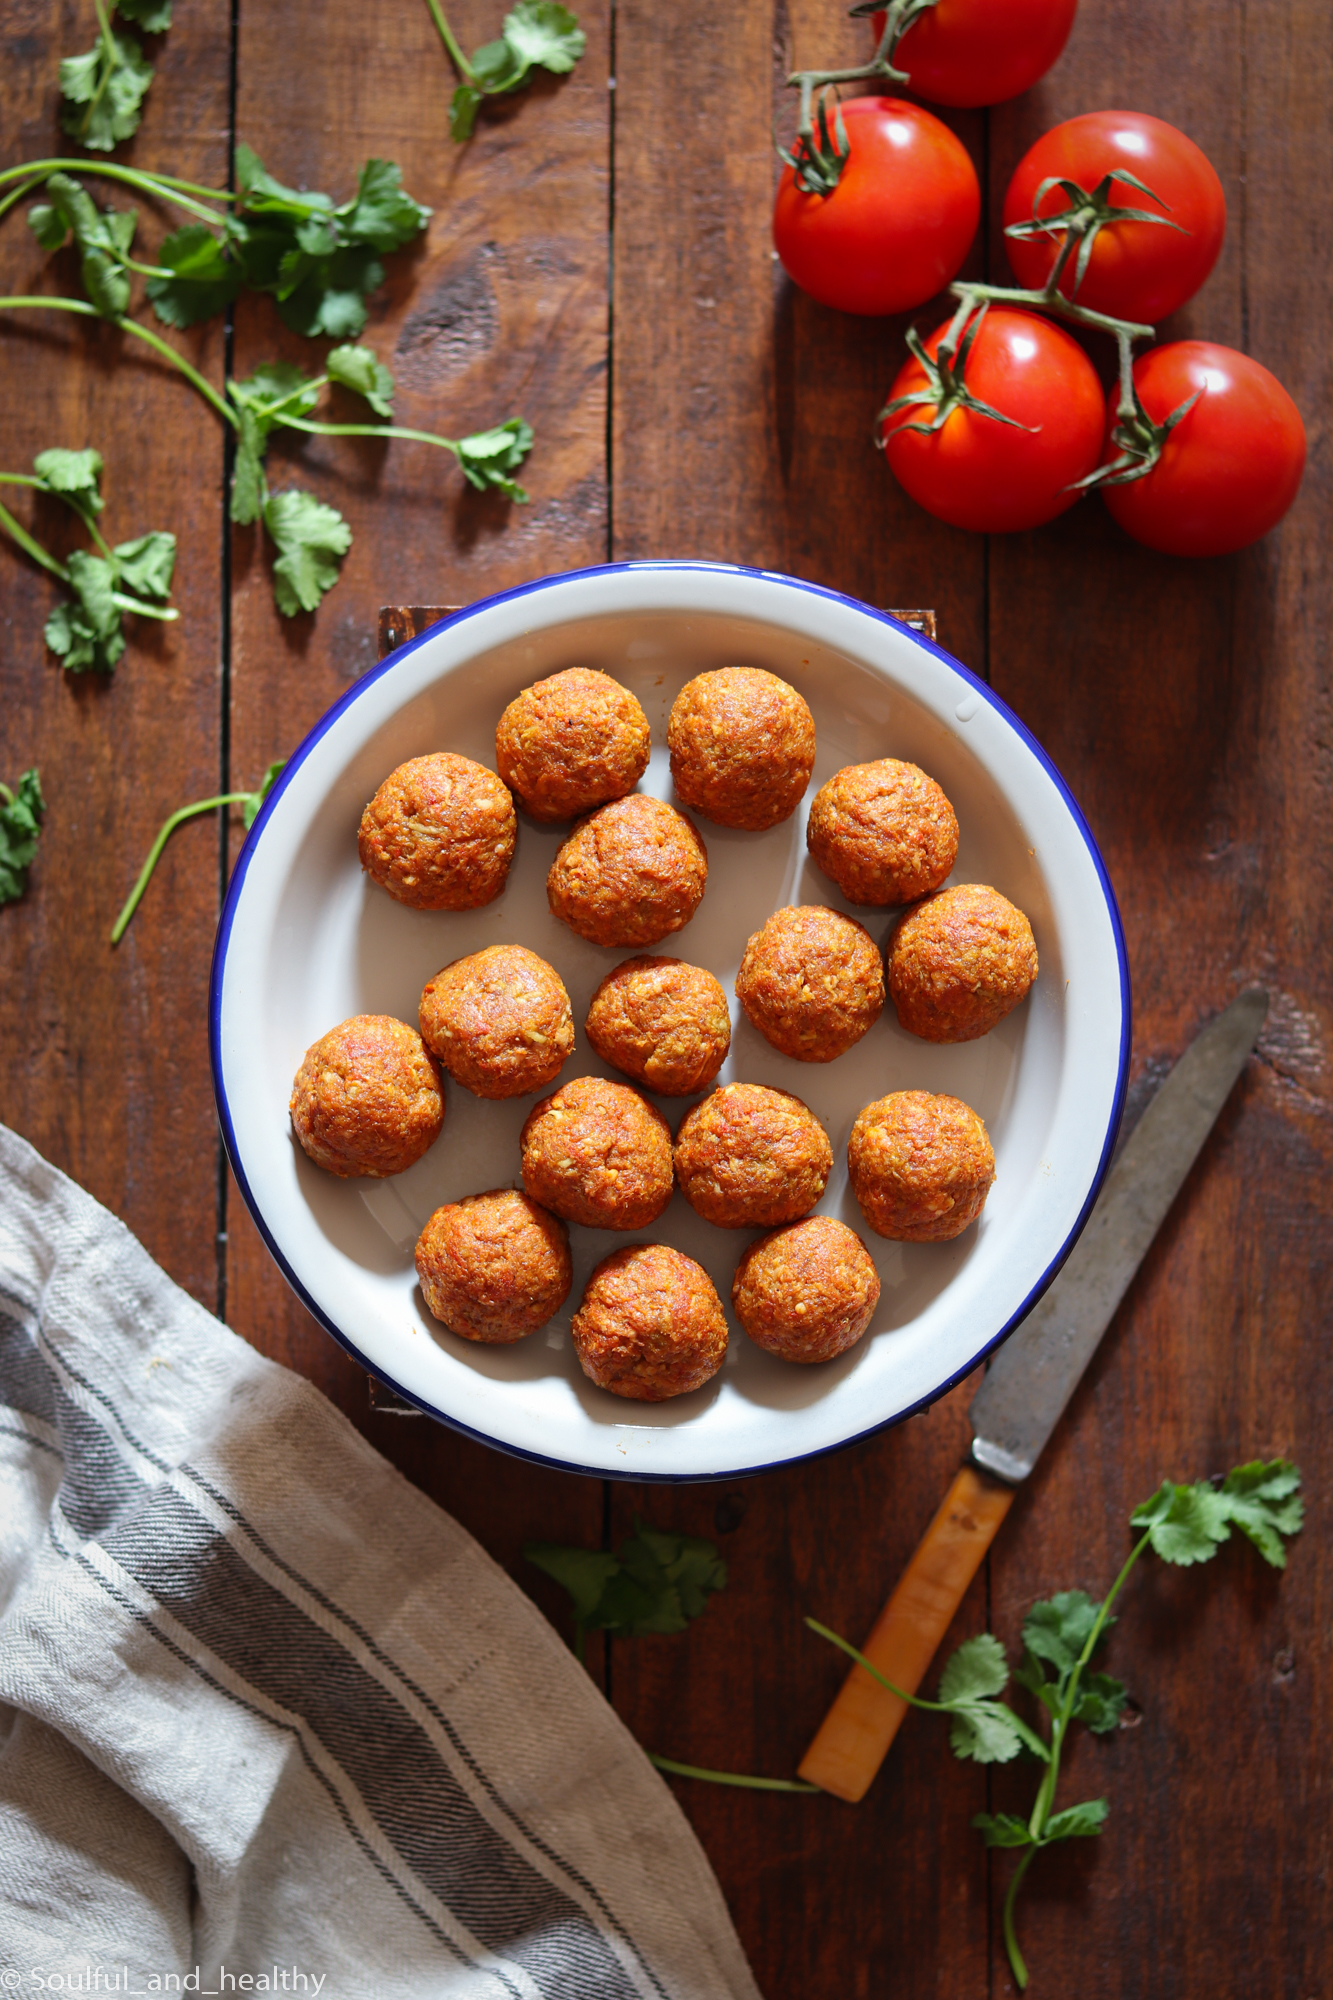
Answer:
(0, 159, 237, 223)
(803, 1617, 957, 1714)
(0, 496, 66, 577)
(1002, 1848, 1036, 1990)
(647, 1755, 821, 1794)
(80, 0, 121, 145)
(0, 297, 237, 429)
(422, 0, 476, 80)
(110, 792, 253, 945)
(276, 415, 471, 453)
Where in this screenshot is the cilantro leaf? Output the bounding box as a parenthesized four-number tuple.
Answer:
(1218, 1459, 1304, 1568)
(230, 148, 428, 339)
(228, 363, 323, 523)
(455, 418, 534, 500)
(0, 770, 46, 906)
(45, 552, 126, 673)
(34, 447, 104, 515)
(243, 760, 287, 829)
(1131, 1479, 1232, 1565)
(27, 174, 137, 317)
(231, 408, 267, 525)
(949, 1701, 1026, 1765)
(1043, 1797, 1109, 1841)
(116, 0, 173, 30)
(939, 1633, 1009, 1706)
(60, 29, 155, 152)
(525, 1521, 726, 1644)
(113, 531, 175, 601)
(27, 202, 70, 252)
(503, 0, 586, 75)
(450, 85, 484, 141)
(972, 1812, 1034, 1850)
(471, 34, 527, 92)
(524, 1544, 621, 1623)
(1072, 1671, 1129, 1734)
(615, 1524, 727, 1632)
(326, 343, 396, 416)
(262, 489, 352, 616)
(1021, 1591, 1104, 1680)
(145, 223, 245, 328)
(340, 158, 431, 252)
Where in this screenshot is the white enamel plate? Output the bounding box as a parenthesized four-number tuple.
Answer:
(212, 562, 1129, 1481)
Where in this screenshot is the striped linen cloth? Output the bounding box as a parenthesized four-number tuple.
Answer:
(0, 1125, 763, 2000)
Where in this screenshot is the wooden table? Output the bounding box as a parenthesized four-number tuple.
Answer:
(2, 1, 1328, 1991)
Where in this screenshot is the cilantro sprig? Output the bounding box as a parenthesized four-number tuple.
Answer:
(0, 447, 177, 672)
(425, 0, 586, 141)
(21, 149, 430, 340)
(110, 760, 285, 944)
(0, 770, 46, 907)
(60, 0, 171, 154)
(808, 1460, 1304, 1990)
(227, 347, 533, 614)
(526, 1520, 727, 1663)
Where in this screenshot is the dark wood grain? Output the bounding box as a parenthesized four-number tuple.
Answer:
(1, 0, 1329, 1992)
(0, 0, 231, 1307)
(222, 0, 612, 1588)
(978, 3, 1332, 1993)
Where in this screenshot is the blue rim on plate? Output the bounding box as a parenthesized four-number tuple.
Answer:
(210, 560, 1130, 1482)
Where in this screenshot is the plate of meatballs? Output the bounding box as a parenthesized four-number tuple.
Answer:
(212, 560, 1128, 1480)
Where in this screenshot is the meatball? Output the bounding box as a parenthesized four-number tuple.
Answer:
(667, 666, 816, 830)
(674, 1083, 831, 1229)
(358, 753, 515, 910)
(848, 1090, 995, 1242)
(732, 1216, 881, 1363)
(585, 956, 731, 1096)
(520, 1076, 674, 1230)
(495, 667, 651, 822)
(807, 758, 959, 906)
(547, 795, 708, 948)
(290, 1015, 443, 1178)
(415, 1190, 571, 1343)
(419, 945, 573, 1100)
(571, 1244, 728, 1401)
(735, 905, 884, 1062)
(887, 883, 1038, 1043)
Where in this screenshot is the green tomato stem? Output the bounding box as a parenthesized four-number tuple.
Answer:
(423, 0, 476, 80)
(949, 278, 1154, 346)
(0, 297, 237, 429)
(110, 791, 252, 945)
(647, 1755, 821, 1794)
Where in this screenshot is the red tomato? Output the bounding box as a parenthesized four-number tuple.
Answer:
(881, 307, 1103, 532)
(874, 0, 1077, 109)
(1003, 111, 1225, 323)
(773, 97, 979, 317)
(1100, 342, 1305, 557)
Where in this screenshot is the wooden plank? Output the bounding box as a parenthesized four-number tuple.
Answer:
(608, 2, 993, 1988)
(225, 0, 612, 1583)
(983, 0, 1331, 1990)
(0, 0, 230, 1308)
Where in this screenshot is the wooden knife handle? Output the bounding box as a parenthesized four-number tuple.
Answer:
(797, 1464, 1016, 1802)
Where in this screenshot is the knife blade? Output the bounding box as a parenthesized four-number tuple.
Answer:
(797, 986, 1269, 1802)
(969, 983, 1270, 1483)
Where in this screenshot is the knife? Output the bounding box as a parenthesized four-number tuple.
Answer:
(797, 986, 1269, 1803)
